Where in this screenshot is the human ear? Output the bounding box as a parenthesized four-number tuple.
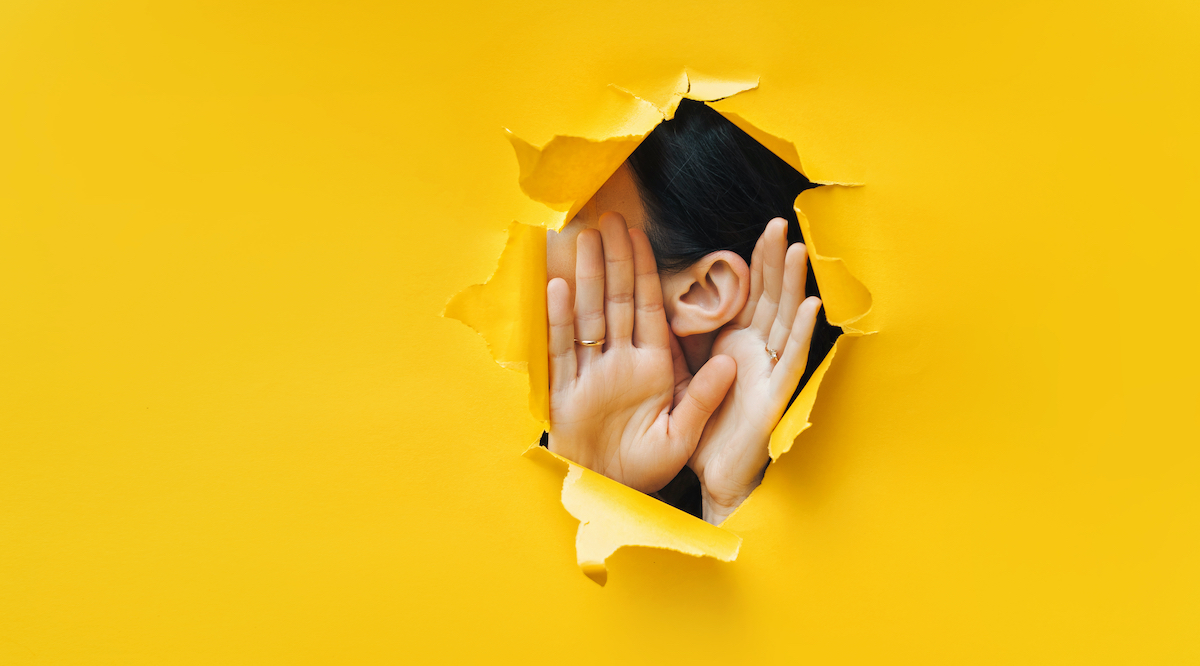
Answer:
(660, 251, 750, 336)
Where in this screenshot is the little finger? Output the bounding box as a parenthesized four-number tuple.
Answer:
(547, 278, 578, 392)
(772, 297, 821, 401)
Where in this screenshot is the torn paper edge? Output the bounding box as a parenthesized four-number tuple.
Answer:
(505, 70, 761, 233)
(610, 68, 760, 121)
(443, 221, 550, 426)
(445, 69, 876, 584)
(525, 444, 741, 586)
(794, 188, 876, 334)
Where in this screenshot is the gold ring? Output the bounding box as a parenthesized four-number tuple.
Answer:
(575, 339, 605, 347)
(765, 346, 780, 362)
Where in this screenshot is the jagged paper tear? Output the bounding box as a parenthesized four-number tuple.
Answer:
(768, 339, 839, 461)
(525, 445, 741, 586)
(795, 188, 875, 334)
(446, 70, 873, 584)
(444, 222, 549, 425)
(507, 69, 760, 232)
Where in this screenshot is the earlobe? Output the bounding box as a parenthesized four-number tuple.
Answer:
(662, 251, 750, 336)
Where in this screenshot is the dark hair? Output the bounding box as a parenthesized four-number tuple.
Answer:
(629, 99, 816, 273)
(627, 99, 842, 516)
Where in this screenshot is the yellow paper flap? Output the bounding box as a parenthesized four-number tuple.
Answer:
(444, 222, 549, 425)
(526, 446, 742, 586)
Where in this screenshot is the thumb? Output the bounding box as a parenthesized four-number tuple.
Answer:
(668, 354, 736, 455)
(669, 329, 693, 404)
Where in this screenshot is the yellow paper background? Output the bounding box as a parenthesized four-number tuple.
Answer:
(2, 1, 1198, 664)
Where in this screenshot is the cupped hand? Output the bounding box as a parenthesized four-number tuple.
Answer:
(547, 212, 738, 493)
(690, 218, 822, 524)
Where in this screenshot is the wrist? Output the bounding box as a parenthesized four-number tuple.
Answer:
(699, 484, 750, 526)
(696, 460, 767, 526)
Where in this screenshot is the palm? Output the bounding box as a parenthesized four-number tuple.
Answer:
(550, 342, 677, 491)
(546, 213, 736, 493)
(693, 325, 780, 499)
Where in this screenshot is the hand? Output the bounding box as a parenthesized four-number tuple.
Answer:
(690, 218, 822, 524)
(547, 212, 737, 493)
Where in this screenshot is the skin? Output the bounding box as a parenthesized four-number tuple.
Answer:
(546, 164, 648, 302)
(691, 219, 821, 524)
(546, 164, 820, 523)
(547, 165, 747, 373)
(547, 213, 737, 493)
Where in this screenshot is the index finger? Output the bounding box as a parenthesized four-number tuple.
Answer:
(733, 232, 766, 329)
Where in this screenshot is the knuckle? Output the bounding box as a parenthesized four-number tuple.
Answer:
(637, 301, 664, 315)
(686, 390, 714, 414)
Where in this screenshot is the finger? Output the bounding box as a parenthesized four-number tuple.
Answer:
(772, 297, 821, 401)
(547, 278, 577, 392)
(669, 328, 692, 402)
(668, 354, 737, 460)
(733, 232, 766, 329)
(767, 243, 808, 356)
(599, 212, 635, 348)
(750, 218, 788, 335)
(629, 228, 669, 349)
(574, 228, 605, 366)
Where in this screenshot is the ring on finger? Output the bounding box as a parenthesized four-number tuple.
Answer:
(575, 338, 605, 347)
(765, 346, 780, 362)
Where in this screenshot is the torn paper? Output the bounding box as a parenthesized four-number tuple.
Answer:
(795, 189, 874, 334)
(443, 222, 549, 425)
(612, 68, 760, 121)
(526, 446, 741, 586)
(446, 69, 874, 584)
(508, 69, 760, 232)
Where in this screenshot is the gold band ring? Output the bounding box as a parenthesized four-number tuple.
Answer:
(575, 339, 605, 347)
(765, 346, 780, 362)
